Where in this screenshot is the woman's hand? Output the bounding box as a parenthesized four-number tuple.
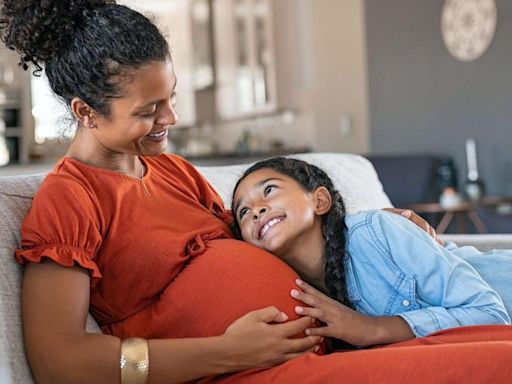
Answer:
(223, 306, 322, 370)
(292, 280, 414, 346)
(384, 208, 444, 246)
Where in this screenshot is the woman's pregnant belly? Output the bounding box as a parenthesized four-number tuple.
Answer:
(105, 239, 304, 339)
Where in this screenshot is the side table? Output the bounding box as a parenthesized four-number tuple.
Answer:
(407, 197, 512, 234)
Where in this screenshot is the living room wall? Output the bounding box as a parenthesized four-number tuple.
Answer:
(366, 0, 512, 196)
(272, 0, 369, 154)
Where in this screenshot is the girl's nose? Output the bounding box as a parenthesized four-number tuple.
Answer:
(252, 206, 267, 220)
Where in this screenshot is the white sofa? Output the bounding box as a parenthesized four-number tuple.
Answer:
(1, 153, 511, 383)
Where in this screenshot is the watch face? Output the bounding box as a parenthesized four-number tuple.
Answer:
(441, 0, 497, 62)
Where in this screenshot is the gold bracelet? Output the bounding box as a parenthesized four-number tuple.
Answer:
(120, 338, 149, 384)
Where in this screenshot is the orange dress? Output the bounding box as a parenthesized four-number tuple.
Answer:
(16, 154, 305, 340)
(15, 154, 512, 383)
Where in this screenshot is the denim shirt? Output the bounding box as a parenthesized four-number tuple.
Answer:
(344, 210, 511, 337)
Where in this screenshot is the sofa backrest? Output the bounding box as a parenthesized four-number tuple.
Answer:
(196, 153, 392, 212)
(0, 153, 390, 383)
(0, 174, 44, 382)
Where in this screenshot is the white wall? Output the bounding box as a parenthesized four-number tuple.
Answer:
(272, 0, 369, 153)
(310, 0, 369, 153)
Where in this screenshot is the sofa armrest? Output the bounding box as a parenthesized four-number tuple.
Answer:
(440, 234, 512, 252)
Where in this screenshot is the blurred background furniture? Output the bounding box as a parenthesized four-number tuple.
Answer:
(408, 197, 512, 234)
(366, 154, 512, 234)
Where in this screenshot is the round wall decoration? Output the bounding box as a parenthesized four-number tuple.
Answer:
(441, 0, 497, 62)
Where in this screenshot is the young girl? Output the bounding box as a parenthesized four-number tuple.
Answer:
(232, 157, 512, 346)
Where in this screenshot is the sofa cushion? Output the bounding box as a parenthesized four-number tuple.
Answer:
(0, 174, 103, 381)
(0, 175, 44, 382)
(197, 153, 392, 212)
(0, 153, 391, 383)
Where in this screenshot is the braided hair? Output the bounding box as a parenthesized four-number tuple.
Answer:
(0, 0, 169, 118)
(232, 157, 351, 308)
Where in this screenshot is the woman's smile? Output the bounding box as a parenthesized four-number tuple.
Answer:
(145, 128, 169, 142)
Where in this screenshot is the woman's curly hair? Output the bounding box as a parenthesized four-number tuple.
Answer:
(0, 0, 169, 117)
(231, 157, 352, 308)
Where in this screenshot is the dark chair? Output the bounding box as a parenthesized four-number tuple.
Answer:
(365, 155, 445, 207)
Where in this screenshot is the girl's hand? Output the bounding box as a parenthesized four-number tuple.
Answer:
(384, 208, 444, 246)
(223, 306, 322, 370)
(291, 280, 376, 346)
(292, 280, 415, 346)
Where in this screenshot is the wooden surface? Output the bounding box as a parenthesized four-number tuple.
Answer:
(408, 197, 512, 234)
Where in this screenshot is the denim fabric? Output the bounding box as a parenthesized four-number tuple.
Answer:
(344, 210, 511, 337)
(445, 242, 512, 319)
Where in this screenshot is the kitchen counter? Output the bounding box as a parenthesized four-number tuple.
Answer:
(0, 147, 312, 176)
(183, 147, 311, 166)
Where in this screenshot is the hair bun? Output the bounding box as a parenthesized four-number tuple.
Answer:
(0, 0, 115, 70)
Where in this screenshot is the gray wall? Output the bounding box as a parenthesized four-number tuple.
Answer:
(366, 0, 512, 195)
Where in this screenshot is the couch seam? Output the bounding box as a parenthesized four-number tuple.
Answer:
(0, 191, 33, 200)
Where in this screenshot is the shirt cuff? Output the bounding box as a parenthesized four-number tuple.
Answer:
(398, 309, 459, 337)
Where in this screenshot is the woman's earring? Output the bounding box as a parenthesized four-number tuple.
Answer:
(87, 117, 97, 129)
(85, 113, 97, 129)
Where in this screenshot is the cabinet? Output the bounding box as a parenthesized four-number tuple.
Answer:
(120, 0, 197, 127)
(122, 0, 277, 122)
(0, 48, 33, 164)
(213, 0, 276, 119)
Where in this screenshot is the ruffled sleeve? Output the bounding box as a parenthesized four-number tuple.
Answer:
(15, 174, 104, 283)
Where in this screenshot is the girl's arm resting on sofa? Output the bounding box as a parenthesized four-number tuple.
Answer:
(22, 262, 321, 384)
(298, 210, 510, 346)
(371, 211, 511, 336)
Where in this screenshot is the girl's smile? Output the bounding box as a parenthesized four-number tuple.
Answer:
(233, 166, 332, 289)
(233, 168, 325, 259)
(258, 215, 286, 240)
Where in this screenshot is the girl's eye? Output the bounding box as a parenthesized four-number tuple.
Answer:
(239, 207, 249, 220)
(264, 184, 277, 196)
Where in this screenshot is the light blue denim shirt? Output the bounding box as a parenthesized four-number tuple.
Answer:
(344, 210, 511, 337)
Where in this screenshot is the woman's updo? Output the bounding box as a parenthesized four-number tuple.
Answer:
(0, 0, 169, 117)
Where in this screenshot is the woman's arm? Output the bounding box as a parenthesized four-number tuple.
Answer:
(384, 208, 443, 245)
(23, 262, 321, 384)
(23, 262, 119, 383)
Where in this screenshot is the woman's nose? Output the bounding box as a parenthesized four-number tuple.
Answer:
(156, 104, 179, 127)
(252, 206, 267, 220)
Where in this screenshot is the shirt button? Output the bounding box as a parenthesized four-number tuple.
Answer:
(402, 299, 411, 307)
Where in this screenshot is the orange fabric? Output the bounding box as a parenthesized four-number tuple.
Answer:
(201, 325, 512, 383)
(15, 154, 308, 339)
(105, 239, 309, 339)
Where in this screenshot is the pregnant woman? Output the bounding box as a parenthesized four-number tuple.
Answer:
(4, 1, 511, 383)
